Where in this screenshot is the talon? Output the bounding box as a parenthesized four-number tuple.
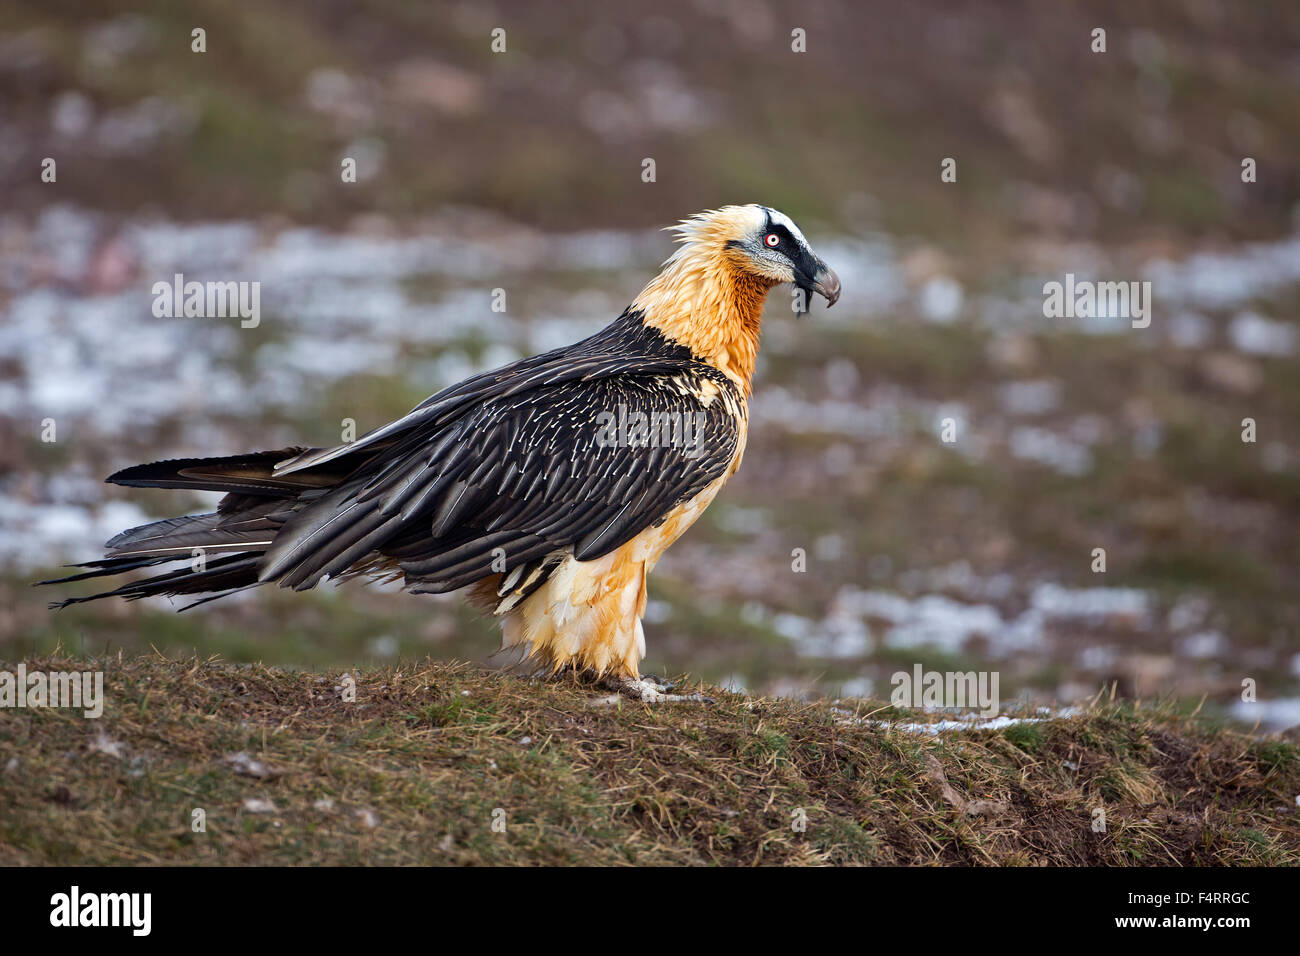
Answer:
(604, 676, 713, 705)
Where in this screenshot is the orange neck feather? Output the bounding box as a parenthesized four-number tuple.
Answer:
(632, 244, 777, 393)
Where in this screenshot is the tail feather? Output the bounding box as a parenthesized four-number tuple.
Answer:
(107, 448, 330, 496)
(42, 443, 400, 609)
(46, 554, 263, 609)
(36, 555, 177, 587)
(105, 512, 277, 558)
(41, 448, 332, 610)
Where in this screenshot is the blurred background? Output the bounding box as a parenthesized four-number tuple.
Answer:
(2, 1, 1298, 729)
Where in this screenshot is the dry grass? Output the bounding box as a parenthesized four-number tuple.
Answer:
(1, 652, 1297, 866)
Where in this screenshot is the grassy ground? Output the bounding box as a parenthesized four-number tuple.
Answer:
(2, 653, 1297, 865)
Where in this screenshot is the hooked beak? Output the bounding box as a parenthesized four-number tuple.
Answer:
(811, 266, 841, 307)
(795, 263, 841, 315)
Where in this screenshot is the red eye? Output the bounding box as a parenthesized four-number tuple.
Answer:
(765, 233, 780, 248)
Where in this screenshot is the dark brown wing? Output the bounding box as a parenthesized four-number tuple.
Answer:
(261, 363, 744, 593)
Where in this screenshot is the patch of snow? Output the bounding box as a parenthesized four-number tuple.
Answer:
(1009, 425, 1093, 476)
(1230, 697, 1300, 732)
(1228, 311, 1297, 357)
